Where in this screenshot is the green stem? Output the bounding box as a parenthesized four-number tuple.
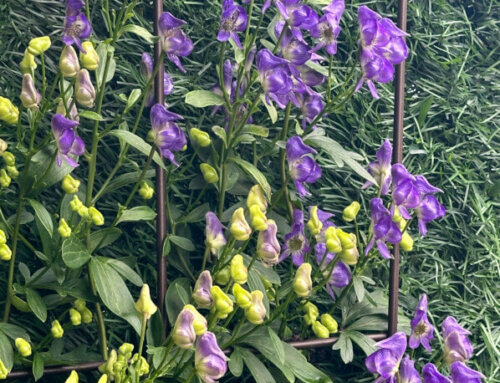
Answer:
(222, 314, 245, 349)
(280, 102, 293, 220)
(201, 247, 210, 272)
(40, 52, 47, 100)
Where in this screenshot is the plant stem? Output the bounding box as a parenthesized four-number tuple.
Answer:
(280, 102, 293, 220)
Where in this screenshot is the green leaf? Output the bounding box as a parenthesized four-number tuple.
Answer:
(103, 257, 143, 287)
(0, 331, 13, 371)
(89, 227, 122, 252)
(185, 90, 225, 108)
(89, 257, 142, 333)
(281, 342, 332, 383)
(121, 24, 156, 43)
(33, 353, 44, 381)
(177, 203, 210, 224)
(268, 328, 285, 366)
(305, 59, 329, 77)
(169, 235, 195, 251)
(332, 333, 353, 364)
(117, 206, 157, 224)
(162, 237, 171, 257)
(239, 347, 276, 383)
(102, 170, 155, 196)
(346, 315, 388, 332)
(109, 130, 166, 170)
(228, 38, 244, 64)
(212, 125, 227, 146)
(62, 236, 91, 269)
(165, 278, 192, 325)
(243, 125, 270, 137)
(78, 111, 104, 121)
(26, 288, 47, 322)
(0, 323, 30, 341)
(27, 147, 73, 191)
(418, 96, 434, 127)
(352, 276, 365, 303)
(28, 199, 53, 238)
(345, 331, 376, 356)
(125, 88, 142, 111)
(229, 348, 244, 377)
(260, 94, 277, 123)
(229, 157, 272, 199)
(242, 254, 281, 285)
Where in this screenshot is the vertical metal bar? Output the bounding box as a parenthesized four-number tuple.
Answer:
(388, 0, 408, 336)
(153, 0, 167, 336)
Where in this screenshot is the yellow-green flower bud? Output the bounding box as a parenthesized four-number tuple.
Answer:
(245, 290, 266, 325)
(135, 284, 158, 319)
(0, 359, 8, 379)
(342, 201, 360, 222)
(200, 163, 219, 184)
(215, 266, 231, 286)
(325, 226, 342, 253)
(249, 204, 268, 231)
(230, 208, 251, 242)
(20, 73, 41, 109)
(139, 181, 154, 200)
(118, 343, 134, 357)
(312, 321, 330, 339)
(99, 349, 117, 376)
(307, 206, 322, 236)
(320, 314, 338, 334)
(15, 338, 32, 357)
(392, 206, 403, 223)
(184, 304, 207, 335)
(303, 302, 319, 325)
(210, 285, 233, 319)
(230, 254, 248, 284)
(6, 166, 19, 179)
(0, 139, 7, 155)
(51, 320, 64, 338)
(336, 229, 355, 250)
(340, 246, 359, 266)
(78, 205, 89, 218)
(189, 128, 211, 147)
(0, 170, 11, 188)
(64, 370, 79, 383)
(70, 195, 83, 211)
(57, 98, 79, 121)
(20, 50, 37, 74)
(58, 218, 72, 238)
(97, 374, 108, 383)
(60, 46, 80, 77)
(0, 97, 19, 125)
(62, 174, 80, 194)
(398, 218, 407, 231)
(0, 244, 12, 261)
(132, 354, 149, 376)
(232, 283, 252, 309)
(74, 298, 86, 312)
(79, 41, 100, 71)
(247, 185, 267, 213)
(89, 207, 104, 226)
(69, 308, 82, 326)
(2, 152, 15, 166)
(81, 307, 93, 324)
(0, 229, 6, 244)
(28, 36, 51, 55)
(400, 232, 413, 252)
(294, 263, 312, 298)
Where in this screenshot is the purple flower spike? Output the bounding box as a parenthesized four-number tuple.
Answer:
(442, 316, 473, 365)
(159, 12, 193, 72)
(422, 364, 451, 383)
(217, 0, 248, 48)
(280, 209, 309, 266)
(141, 53, 174, 107)
(450, 362, 485, 383)
(365, 198, 402, 259)
(363, 139, 392, 195)
(150, 103, 186, 165)
(195, 332, 227, 383)
(310, 0, 345, 55)
(62, 12, 92, 51)
(51, 114, 85, 168)
(365, 332, 407, 382)
(409, 294, 434, 352)
(286, 136, 321, 197)
(275, 0, 319, 37)
(205, 212, 227, 256)
(400, 356, 421, 383)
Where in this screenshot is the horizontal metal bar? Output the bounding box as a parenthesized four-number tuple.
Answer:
(287, 332, 387, 349)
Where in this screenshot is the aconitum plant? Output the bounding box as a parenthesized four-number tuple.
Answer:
(0, 0, 472, 382)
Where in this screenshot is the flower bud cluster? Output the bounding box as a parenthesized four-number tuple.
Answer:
(232, 283, 267, 325)
(98, 342, 149, 381)
(0, 150, 18, 189)
(302, 302, 338, 339)
(0, 229, 12, 261)
(71, 299, 93, 325)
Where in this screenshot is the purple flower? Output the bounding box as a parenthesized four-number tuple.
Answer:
(195, 332, 227, 383)
(423, 364, 451, 383)
(365, 332, 407, 382)
(310, 0, 345, 55)
(286, 136, 321, 197)
(150, 103, 186, 165)
(442, 317, 473, 365)
(65, 0, 85, 16)
(362, 139, 392, 195)
(276, 22, 311, 66)
(365, 198, 402, 259)
(400, 356, 421, 383)
(172, 308, 196, 349)
(409, 294, 434, 352)
(450, 362, 485, 383)
(280, 209, 310, 266)
(141, 53, 174, 107)
(205, 212, 227, 256)
(257, 220, 281, 266)
(355, 6, 409, 99)
(325, 260, 350, 300)
(158, 12, 193, 73)
(51, 114, 85, 167)
(256, 49, 295, 108)
(62, 10, 92, 51)
(274, 0, 319, 39)
(415, 195, 446, 236)
(217, 0, 248, 48)
(193, 271, 214, 309)
(297, 93, 324, 128)
(298, 64, 325, 87)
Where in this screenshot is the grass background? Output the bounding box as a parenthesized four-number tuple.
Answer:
(0, 0, 498, 381)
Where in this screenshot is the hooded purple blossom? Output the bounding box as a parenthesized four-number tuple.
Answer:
(400, 356, 421, 383)
(450, 362, 485, 383)
(363, 139, 393, 195)
(141, 53, 174, 107)
(310, 0, 345, 55)
(205, 212, 227, 256)
(150, 103, 186, 165)
(158, 12, 193, 72)
(298, 64, 326, 87)
(51, 114, 85, 167)
(279, 209, 310, 266)
(365, 198, 402, 259)
(297, 93, 324, 128)
(324, 260, 351, 300)
(62, 0, 92, 51)
(275, 22, 311, 66)
(268, 0, 319, 40)
(409, 294, 434, 352)
(195, 332, 227, 383)
(257, 220, 281, 266)
(193, 271, 214, 309)
(217, 0, 248, 48)
(392, 164, 445, 236)
(365, 332, 407, 383)
(355, 6, 409, 99)
(256, 49, 295, 108)
(422, 364, 451, 383)
(286, 136, 322, 197)
(442, 316, 473, 365)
